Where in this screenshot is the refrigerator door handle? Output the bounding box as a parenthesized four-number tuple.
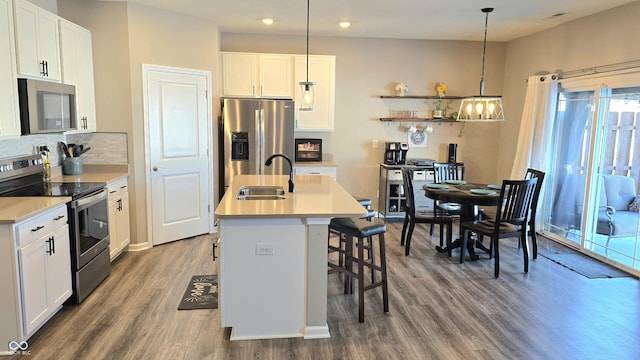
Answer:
(255, 109, 261, 174)
(259, 108, 266, 174)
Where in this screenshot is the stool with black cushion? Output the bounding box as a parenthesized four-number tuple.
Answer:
(331, 196, 376, 271)
(327, 217, 389, 323)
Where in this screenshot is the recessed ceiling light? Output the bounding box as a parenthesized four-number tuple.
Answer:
(339, 21, 351, 29)
(262, 18, 274, 25)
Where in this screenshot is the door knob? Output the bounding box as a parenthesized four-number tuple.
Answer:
(152, 166, 165, 171)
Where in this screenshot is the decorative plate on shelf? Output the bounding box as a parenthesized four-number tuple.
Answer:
(408, 130, 427, 148)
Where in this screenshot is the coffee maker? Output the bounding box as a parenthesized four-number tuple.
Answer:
(384, 142, 409, 165)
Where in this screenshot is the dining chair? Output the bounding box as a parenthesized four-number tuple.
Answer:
(400, 168, 454, 256)
(458, 178, 538, 278)
(525, 168, 545, 260)
(432, 162, 465, 213)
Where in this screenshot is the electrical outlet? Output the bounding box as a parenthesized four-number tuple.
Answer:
(256, 243, 275, 255)
(372, 139, 379, 149)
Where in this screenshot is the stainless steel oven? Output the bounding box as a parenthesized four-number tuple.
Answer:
(68, 188, 111, 303)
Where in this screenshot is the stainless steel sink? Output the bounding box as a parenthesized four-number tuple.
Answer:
(236, 186, 286, 200)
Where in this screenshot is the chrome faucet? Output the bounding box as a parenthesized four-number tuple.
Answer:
(265, 154, 294, 193)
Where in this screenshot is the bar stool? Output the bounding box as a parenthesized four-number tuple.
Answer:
(328, 217, 389, 323)
(332, 196, 375, 270)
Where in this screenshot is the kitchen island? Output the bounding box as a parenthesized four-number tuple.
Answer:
(215, 174, 366, 340)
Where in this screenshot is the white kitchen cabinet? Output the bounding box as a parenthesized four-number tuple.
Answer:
(294, 164, 337, 180)
(222, 52, 292, 98)
(19, 224, 71, 336)
(108, 177, 130, 261)
(293, 55, 336, 131)
(1, 203, 72, 342)
(60, 19, 96, 132)
(13, 0, 61, 81)
(0, 0, 20, 137)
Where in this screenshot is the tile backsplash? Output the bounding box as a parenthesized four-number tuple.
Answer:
(66, 132, 128, 165)
(0, 132, 128, 165)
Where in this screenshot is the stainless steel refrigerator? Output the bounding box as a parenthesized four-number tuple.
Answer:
(220, 98, 295, 198)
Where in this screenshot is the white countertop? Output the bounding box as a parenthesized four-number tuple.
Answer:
(215, 175, 367, 218)
(0, 197, 71, 224)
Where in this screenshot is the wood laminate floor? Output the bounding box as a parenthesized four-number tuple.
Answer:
(9, 222, 640, 360)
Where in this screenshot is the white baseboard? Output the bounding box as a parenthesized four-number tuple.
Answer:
(127, 242, 151, 252)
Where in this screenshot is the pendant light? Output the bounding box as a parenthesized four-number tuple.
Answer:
(299, 0, 316, 111)
(457, 8, 504, 122)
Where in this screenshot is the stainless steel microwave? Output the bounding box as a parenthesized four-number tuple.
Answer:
(18, 78, 77, 135)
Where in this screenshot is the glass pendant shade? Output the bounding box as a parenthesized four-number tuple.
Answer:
(456, 8, 505, 122)
(456, 96, 504, 121)
(299, 81, 316, 111)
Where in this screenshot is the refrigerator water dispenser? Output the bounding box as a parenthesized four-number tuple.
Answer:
(231, 132, 249, 160)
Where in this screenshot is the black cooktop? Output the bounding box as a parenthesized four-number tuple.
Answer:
(1, 181, 106, 199)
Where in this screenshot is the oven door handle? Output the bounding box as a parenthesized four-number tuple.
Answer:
(74, 189, 108, 209)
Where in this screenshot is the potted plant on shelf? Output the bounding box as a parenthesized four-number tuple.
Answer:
(432, 82, 451, 118)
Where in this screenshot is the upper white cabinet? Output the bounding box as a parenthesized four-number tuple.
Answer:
(60, 19, 96, 132)
(13, 0, 61, 81)
(222, 52, 292, 98)
(0, 0, 20, 137)
(294, 55, 336, 131)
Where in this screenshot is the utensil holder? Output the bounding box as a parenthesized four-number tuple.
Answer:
(62, 157, 83, 175)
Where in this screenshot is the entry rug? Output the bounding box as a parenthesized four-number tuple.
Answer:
(539, 251, 632, 279)
(177, 275, 218, 310)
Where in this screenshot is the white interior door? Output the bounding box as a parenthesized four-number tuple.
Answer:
(144, 65, 211, 246)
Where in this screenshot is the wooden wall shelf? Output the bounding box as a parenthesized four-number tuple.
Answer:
(379, 95, 464, 100)
(379, 117, 457, 122)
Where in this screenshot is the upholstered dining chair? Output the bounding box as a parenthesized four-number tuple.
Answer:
(459, 178, 538, 278)
(400, 168, 454, 256)
(525, 168, 545, 259)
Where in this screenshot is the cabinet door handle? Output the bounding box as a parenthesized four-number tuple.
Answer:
(51, 236, 56, 254)
(212, 243, 218, 261)
(252, 85, 255, 96)
(260, 85, 263, 96)
(120, 185, 127, 189)
(310, 172, 321, 175)
(46, 237, 53, 255)
(53, 215, 65, 221)
(44, 60, 49, 77)
(31, 225, 44, 232)
(40, 61, 46, 76)
(117, 199, 123, 211)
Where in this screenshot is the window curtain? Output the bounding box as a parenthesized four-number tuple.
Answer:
(510, 74, 558, 230)
(510, 74, 559, 177)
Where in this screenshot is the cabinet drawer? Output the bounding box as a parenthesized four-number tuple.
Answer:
(107, 178, 128, 198)
(294, 166, 336, 179)
(387, 169, 403, 181)
(16, 205, 68, 247)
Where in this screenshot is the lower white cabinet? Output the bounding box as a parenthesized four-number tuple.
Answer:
(0, 203, 72, 348)
(294, 165, 337, 180)
(19, 223, 71, 336)
(108, 177, 130, 261)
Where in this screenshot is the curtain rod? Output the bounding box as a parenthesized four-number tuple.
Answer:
(560, 59, 640, 79)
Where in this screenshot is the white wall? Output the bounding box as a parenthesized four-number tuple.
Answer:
(58, 0, 221, 248)
(221, 34, 507, 207)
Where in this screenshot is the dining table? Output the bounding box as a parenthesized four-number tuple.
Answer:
(423, 181, 503, 261)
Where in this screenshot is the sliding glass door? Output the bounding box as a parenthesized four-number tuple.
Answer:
(542, 76, 640, 272)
